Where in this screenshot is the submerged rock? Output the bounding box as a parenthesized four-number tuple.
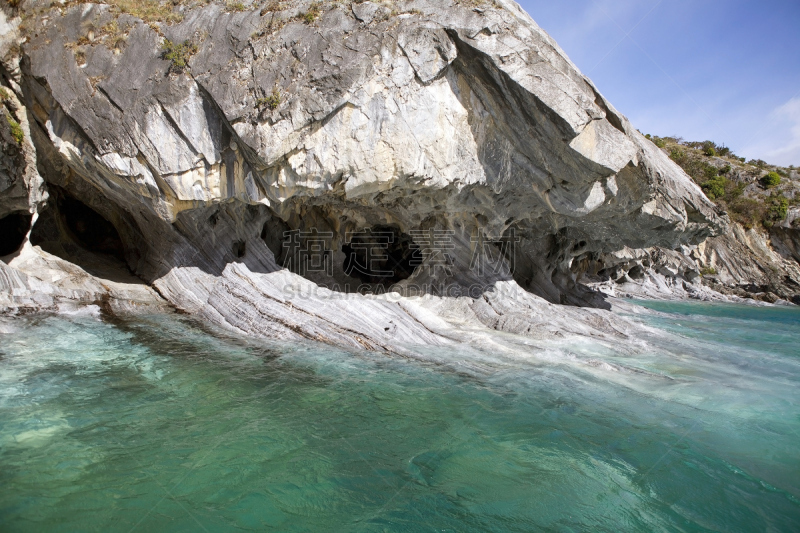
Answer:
(0, 0, 738, 349)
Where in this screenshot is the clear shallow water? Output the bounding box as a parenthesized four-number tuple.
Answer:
(0, 302, 798, 532)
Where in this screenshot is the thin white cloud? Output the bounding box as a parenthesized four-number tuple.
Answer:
(742, 96, 800, 167)
(764, 96, 800, 165)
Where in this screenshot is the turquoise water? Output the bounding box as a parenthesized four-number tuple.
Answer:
(0, 301, 799, 532)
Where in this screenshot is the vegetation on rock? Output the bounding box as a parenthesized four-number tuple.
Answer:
(648, 134, 797, 229)
(700, 266, 717, 276)
(701, 176, 727, 200)
(764, 194, 789, 227)
(225, 1, 248, 12)
(63, 0, 184, 24)
(99, 19, 130, 50)
(5, 113, 24, 145)
(299, 2, 322, 24)
(761, 172, 781, 189)
(161, 39, 198, 73)
(257, 88, 282, 110)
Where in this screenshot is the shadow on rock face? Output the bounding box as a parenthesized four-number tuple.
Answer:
(771, 226, 800, 265)
(0, 211, 33, 257)
(252, 209, 611, 306)
(506, 228, 613, 310)
(171, 202, 284, 278)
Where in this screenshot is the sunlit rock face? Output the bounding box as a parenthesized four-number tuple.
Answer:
(1, 0, 726, 347)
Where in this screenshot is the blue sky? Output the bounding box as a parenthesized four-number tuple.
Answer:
(516, 0, 800, 166)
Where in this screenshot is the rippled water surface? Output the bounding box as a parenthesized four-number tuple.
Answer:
(1, 301, 799, 532)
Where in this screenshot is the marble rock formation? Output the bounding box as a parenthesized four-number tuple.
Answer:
(0, 0, 727, 349)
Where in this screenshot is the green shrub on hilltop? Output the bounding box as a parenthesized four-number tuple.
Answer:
(764, 194, 789, 227)
(669, 148, 687, 165)
(702, 164, 718, 180)
(658, 135, 798, 230)
(760, 172, 781, 189)
(728, 198, 766, 230)
(727, 193, 789, 229)
(728, 182, 746, 200)
(701, 176, 727, 200)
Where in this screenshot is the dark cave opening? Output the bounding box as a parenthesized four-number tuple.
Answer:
(261, 214, 292, 267)
(233, 240, 246, 259)
(58, 194, 125, 259)
(261, 217, 421, 289)
(29, 187, 138, 283)
(0, 211, 33, 256)
(342, 225, 419, 286)
(627, 265, 645, 280)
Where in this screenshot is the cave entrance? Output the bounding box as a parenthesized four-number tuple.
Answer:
(59, 194, 125, 259)
(30, 187, 138, 283)
(0, 211, 33, 257)
(342, 225, 419, 286)
(261, 217, 421, 291)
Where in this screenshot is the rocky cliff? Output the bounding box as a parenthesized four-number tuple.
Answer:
(0, 0, 734, 351)
(582, 139, 800, 306)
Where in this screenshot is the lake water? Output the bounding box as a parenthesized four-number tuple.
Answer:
(0, 301, 799, 531)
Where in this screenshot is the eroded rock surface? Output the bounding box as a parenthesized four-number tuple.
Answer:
(580, 218, 800, 306)
(1, 0, 733, 349)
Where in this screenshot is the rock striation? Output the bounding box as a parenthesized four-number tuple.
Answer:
(1, 0, 734, 350)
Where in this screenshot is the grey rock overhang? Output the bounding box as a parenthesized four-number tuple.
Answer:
(15, 0, 726, 299)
